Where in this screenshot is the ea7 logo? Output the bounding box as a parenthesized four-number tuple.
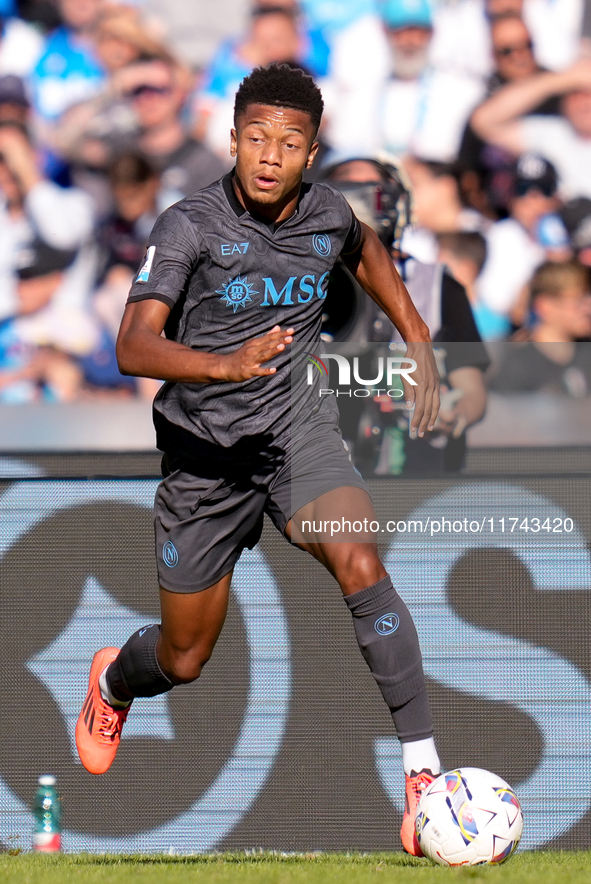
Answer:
(221, 242, 249, 255)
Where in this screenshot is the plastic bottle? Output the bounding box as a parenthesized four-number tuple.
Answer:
(33, 775, 61, 852)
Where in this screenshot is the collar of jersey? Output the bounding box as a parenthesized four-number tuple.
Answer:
(222, 170, 310, 233)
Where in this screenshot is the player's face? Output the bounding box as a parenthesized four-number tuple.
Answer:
(231, 104, 318, 212)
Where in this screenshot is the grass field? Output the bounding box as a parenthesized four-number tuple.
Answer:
(2, 852, 591, 884)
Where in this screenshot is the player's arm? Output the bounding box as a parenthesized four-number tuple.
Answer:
(116, 299, 294, 383)
(342, 221, 440, 437)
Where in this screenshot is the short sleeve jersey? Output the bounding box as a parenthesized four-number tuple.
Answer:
(128, 172, 361, 454)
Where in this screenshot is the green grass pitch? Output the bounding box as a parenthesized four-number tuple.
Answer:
(2, 852, 591, 884)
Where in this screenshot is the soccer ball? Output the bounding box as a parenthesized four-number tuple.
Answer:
(415, 767, 523, 866)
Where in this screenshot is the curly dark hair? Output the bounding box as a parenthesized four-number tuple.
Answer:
(234, 63, 324, 136)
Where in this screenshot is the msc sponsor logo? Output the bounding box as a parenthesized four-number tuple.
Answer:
(216, 274, 330, 310)
(374, 613, 400, 635)
(217, 276, 259, 312)
(261, 273, 329, 306)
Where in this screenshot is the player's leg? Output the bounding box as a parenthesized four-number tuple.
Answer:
(108, 572, 232, 695)
(76, 455, 267, 775)
(76, 572, 232, 775)
(288, 486, 441, 855)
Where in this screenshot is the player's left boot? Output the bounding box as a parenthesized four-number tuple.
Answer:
(75, 647, 131, 774)
(401, 768, 437, 856)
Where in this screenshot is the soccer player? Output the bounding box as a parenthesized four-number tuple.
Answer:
(75, 63, 441, 855)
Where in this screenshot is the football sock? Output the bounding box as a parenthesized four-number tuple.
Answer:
(401, 736, 441, 778)
(392, 684, 435, 744)
(105, 624, 173, 700)
(344, 575, 433, 739)
(99, 666, 131, 709)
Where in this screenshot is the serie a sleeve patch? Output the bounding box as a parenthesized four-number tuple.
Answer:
(136, 246, 156, 283)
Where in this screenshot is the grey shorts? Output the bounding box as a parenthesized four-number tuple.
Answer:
(154, 412, 367, 593)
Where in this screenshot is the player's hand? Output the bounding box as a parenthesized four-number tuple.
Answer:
(221, 325, 294, 381)
(402, 343, 440, 439)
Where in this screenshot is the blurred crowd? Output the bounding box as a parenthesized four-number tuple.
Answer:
(0, 0, 590, 404)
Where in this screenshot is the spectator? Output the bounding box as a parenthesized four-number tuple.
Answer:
(109, 56, 226, 204)
(377, 0, 485, 162)
(476, 153, 571, 336)
(0, 1, 44, 77)
(436, 231, 499, 341)
(490, 260, 591, 395)
(86, 153, 161, 399)
(194, 6, 306, 158)
(298, 0, 390, 153)
(471, 59, 591, 200)
(17, 0, 61, 34)
(400, 157, 489, 263)
(517, 0, 583, 73)
(0, 72, 29, 126)
(93, 152, 159, 344)
(0, 120, 98, 399)
(31, 0, 106, 124)
(488, 14, 551, 90)
(437, 231, 487, 302)
(253, 0, 330, 76)
(93, 6, 168, 76)
(458, 12, 562, 219)
(53, 6, 173, 213)
(0, 322, 83, 402)
(321, 156, 488, 474)
(430, 0, 583, 81)
(561, 197, 591, 267)
(429, 0, 497, 80)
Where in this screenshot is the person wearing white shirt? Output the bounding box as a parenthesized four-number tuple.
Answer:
(301, 0, 391, 152)
(476, 153, 570, 336)
(430, 0, 583, 81)
(471, 58, 591, 200)
(0, 13, 44, 78)
(378, 0, 485, 162)
(0, 122, 98, 357)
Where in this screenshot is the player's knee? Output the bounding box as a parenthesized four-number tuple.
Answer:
(336, 547, 385, 594)
(161, 645, 213, 684)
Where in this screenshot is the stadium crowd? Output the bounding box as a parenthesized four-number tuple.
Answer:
(0, 0, 590, 404)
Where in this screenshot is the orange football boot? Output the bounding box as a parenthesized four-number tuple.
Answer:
(401, 768, 437, 856)
(75, 647, 131, 774)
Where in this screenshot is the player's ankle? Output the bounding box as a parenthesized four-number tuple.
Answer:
(99, 665, 132, 709)
(402, 736, 441, 778)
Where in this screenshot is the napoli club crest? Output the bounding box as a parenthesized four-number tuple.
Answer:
(312, 234, 331, 257)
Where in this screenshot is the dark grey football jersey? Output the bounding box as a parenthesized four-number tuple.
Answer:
(127, 172, 361, 454)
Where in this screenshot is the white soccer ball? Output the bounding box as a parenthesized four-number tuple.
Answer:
(415, 767, 523, 866)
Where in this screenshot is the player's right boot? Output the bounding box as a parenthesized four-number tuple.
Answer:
(401, 768, 437, 856)
(75, 647, 131, 775)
